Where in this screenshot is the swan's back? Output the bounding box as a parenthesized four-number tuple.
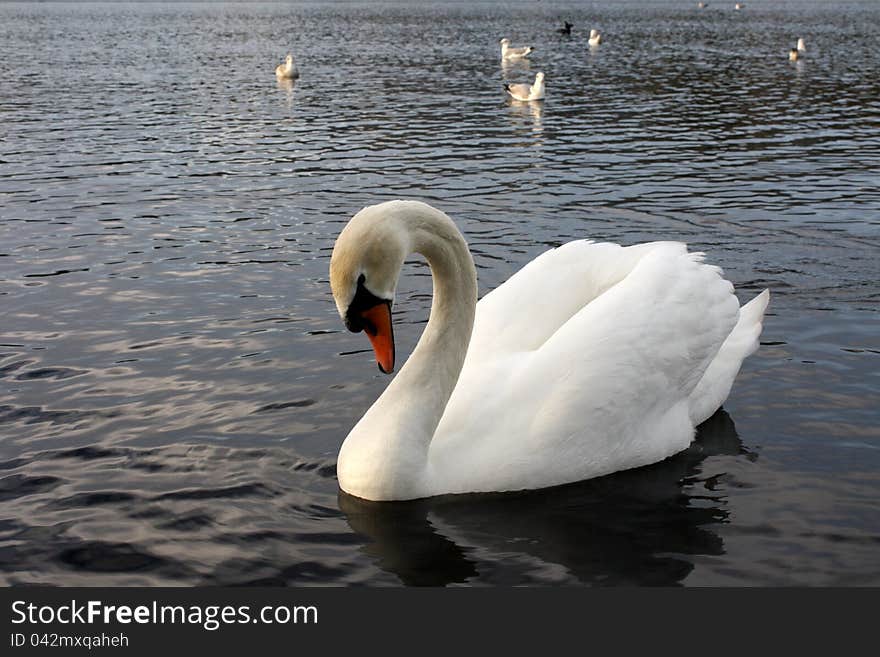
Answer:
(469, 240, 676, 355)
(427, 240, 767, 495)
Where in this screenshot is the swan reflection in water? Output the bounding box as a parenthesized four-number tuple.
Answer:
(339, 410, 753, 586)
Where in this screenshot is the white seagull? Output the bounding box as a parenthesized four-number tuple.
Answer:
(500, 38, 534, 60)
(505, 72, 545, 101)
(275, 53, 299, 79)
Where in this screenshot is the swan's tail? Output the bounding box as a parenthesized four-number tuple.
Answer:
(688, 289, 770, 425)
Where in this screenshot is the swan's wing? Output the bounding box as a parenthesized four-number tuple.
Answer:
(431, 241, 743, 492)
(469, 240, 663, 359)
(531, 242, 740, 403)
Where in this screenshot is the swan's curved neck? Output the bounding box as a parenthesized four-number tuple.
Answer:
(395, 212, 478, 424)
(337, 205, 477, 500)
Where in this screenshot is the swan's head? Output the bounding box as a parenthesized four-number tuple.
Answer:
(789, 48, 799, 61)
(330, 202, 414, 373)
(534, 72, 545, 86)
(590, 29, 599, 39)
(286, 54, 294, 64)
(500, 38, 510, 46)
(797, 38, 806, 51)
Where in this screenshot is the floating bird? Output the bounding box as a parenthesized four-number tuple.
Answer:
(789, 48, 800, 61)
(797, 37, 806, 53)
(329, 200, 769, 501)
(504, 72, 545, 101)
(588, 29, 602, 47)
(697, 2, 707, 8)
(500, 37, 534, 60)
(735, 3, 744, 9)
(275, 53, 299, 79)
(557, 21, 573, 36)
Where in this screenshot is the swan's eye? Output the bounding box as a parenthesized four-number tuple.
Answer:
(344, 274, 389, 333)
(343, 274, 396, 374)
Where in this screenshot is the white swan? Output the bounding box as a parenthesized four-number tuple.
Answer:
(505, 72, 545, 101)
(275, 53, 299, 79)
(330, 201, 769, 501)
(500, 38, 533, 60)
(589, 29, 602, 47)
(797, 37, 806, 53)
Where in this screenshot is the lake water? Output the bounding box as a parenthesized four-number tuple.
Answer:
(1, 1, 878, 586)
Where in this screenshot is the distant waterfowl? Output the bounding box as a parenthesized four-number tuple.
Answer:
(557, 21, 573, 36)
(275, 53, 299, 79)
(697, 2, 707, 8)
(504, 72, 545, 101)
(500, 38, 534, 60)
(789, 38, 806, 61)
(588, 29, 602, 47)
(735, 3, 744, 9)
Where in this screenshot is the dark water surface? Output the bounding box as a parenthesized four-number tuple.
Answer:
(1, 1, 878, 585)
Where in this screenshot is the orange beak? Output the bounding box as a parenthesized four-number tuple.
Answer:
(360, 302, 395, 374)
